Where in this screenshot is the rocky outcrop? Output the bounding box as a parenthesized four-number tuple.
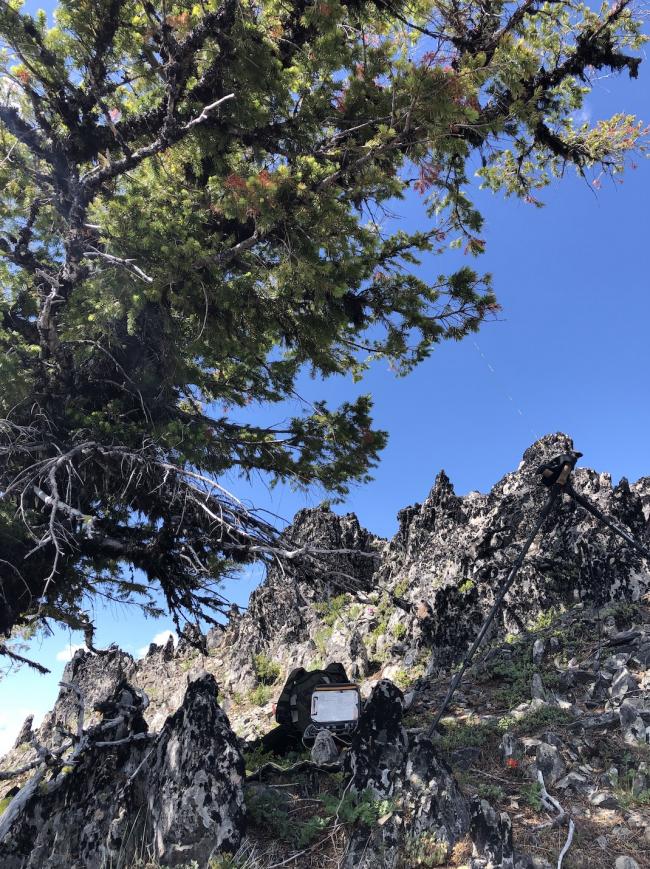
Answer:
(376, 434, 649, 667)
(1, 433, 649, 868)
(202, 433, 650, 722)
(225, 507, 381, 690)
(0, 675, 245, 869)
(343, 680, 470, 868)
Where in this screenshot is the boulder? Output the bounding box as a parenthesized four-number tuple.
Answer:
(311, 730, 339, 765)
(531, 673, 546, 701)
(590, 792, 620, 810)
(614, 858, 640, 869)
(534, 742, 566, 787)
(500, 732, 523, 762)
(609, 668, 638, 701)
(619, 700, 648, 745)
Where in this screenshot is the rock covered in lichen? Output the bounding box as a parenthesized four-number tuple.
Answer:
(342, 680, 469, 868)
(0, 675, 245, 869)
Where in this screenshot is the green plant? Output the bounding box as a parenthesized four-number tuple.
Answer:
(438, 720, 499, 751)
(364, 606, 393, 659)
(245, 785, 389, 849)
(0, 795, 12, 815)
(458, 579, 475, 595)
(405, 831, 449, 866)
(477, 784, 505, 803)
(511, 706, 573, 734)
(243, 746, 310, 776)
(392, 665, 425, 690)
(370, 619, 389, 641)
(618, 787, 650, 809)
(314, 594, 349, 627)
(521, 781, 543, 811)
(394, 579, 409, 598)
(319, 789, 393, 826)
(393, 622, 407, 640)
(252, 653, 281, 685)
(180, 655, 198, 673)
(245, 789, 296, 844)
(314, 626, 334, 656)
(209, 856, 243, 869)
(248, 685, 272, 707)
(485, 654, 546, 709)
(528, 608, 563, 633)
(613, 764, 650, 808)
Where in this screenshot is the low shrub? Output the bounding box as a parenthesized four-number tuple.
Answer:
(253, 653, 281, 685)
(248, 684, 272, 707)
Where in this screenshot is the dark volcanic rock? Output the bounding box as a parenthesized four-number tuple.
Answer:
(346, 679, 408, 795)
(2, 434, 649, 869)
(376, 433, 650, 667)
(40, 645, 136, 744)
(469, 797, 515, 869)
(12, 715, 33, 749)
(342, 680, 469, 868)
(0, 675, 245, 869)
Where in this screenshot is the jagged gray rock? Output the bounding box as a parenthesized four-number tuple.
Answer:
(12, 715, 33, 749)
(0, 675, 245, 869)
(8, 431, 644, 755)
(534, 741, 566, 786)
(532, 638, 545, 665)
(342, 680, 470, 868)
(1, 433, 649, 869)
(469, 797, 515, 869)
(531, 672, 546, 701)
(345, 680, 408, 796)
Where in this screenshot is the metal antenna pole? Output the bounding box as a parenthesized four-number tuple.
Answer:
(427, 483, 563, 734)
(566, 484, 650, 562)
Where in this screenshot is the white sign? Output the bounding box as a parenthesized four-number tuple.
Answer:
(311, 687, 360, 723)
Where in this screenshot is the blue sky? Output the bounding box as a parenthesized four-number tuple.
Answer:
(1, 3, 649, 754)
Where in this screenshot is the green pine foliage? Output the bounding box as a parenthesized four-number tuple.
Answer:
(0, 0, 645, 648)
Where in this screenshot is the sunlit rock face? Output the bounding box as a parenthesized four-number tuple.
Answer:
(3, 433, 649, 751)
(1, 434, 649, 868)
(206, 432, 649, 697)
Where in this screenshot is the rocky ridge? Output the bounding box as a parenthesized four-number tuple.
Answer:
(1, 433, 649, 868)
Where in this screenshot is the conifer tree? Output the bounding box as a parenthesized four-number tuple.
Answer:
(0, 0, 645, 652)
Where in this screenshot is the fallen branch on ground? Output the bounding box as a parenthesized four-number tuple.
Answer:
(245, 759, 342, 783)
(536, 770, 575, 869)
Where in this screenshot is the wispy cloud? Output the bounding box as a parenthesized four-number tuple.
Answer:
(136, 629, 177, 659)
(55, 643, 85, 663)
